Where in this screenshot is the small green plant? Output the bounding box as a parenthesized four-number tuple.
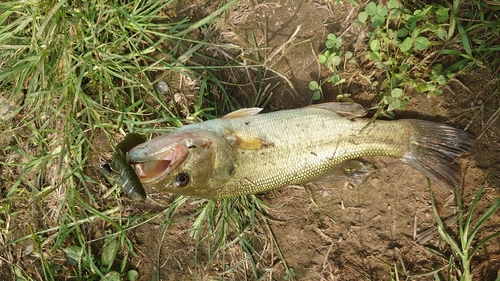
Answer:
(359, 1, 388, 28)
(320, 33, 344, 71)
(357, 0, 457, 115)
(155, 195, 295, 280)
(441, 0, 500, 73)
(379, 88, 409, 112)
(355, 0, 500, 116)
(54, 233, 139, 281)
(371, 185, 500, 280)
(309, 33, 353, 101)
(310, 1, 456, 111)
(308, 80, 323, 101)
(429, 185, 500, 281)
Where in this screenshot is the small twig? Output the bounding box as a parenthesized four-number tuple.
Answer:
(338, 9, 358, 39)
(262, 66, 300, 97)
(415, 213, 459, 244)
(449, 77, 476, 97)
(477, 105, 500, 140)
(394, 262, 400, 281)
(265, 25, 301, 65)
(300, 41, 320, 75)
(447, 105, 483, 123)
(314, 227, 333, 243)
(322, 241, 335, 269)
(398, 250, 407, 275)
(413, 213, 417, 240)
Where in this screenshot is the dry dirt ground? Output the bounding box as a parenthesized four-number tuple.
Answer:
(2, 0, 500, 280)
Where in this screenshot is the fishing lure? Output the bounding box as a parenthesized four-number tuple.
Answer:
(101, 133, 147, 201)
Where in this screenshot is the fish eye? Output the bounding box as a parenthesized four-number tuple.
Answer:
(175, 173, 190, 187)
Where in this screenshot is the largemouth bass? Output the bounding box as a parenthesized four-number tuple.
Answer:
(127, 102, 475, 199)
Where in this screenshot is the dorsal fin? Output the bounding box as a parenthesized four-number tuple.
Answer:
(306, 102, 367, 119)
(222, 107, 263, 119)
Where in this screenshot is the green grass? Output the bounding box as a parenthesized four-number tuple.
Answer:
(1, 0, 300, 279)
(1, 0, 499, 280)
(155, 195, 295, 280)
(429, 185, 500, 281)
(0, 0, 284, 279)
(372, 183, 500, 281)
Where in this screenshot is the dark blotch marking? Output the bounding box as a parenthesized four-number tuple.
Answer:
(260, 141, 275, 149)
(200, 142, 212, 149)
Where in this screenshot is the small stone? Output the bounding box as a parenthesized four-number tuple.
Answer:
(155, 81, 169, 94)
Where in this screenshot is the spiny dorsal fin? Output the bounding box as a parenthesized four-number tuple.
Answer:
(306, 102, 367, 119)
(222, 107, 263, 119)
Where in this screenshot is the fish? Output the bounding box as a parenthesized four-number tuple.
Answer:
(101, 133, 147, 201)
(127, 102, 475, 199)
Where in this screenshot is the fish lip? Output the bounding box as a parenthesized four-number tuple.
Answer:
(129, 144, 189, 184)
(128, 134, 183, 162)
(128, 134, 190, 184)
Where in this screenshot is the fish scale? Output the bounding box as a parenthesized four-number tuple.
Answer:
(195, 108, 412, 198)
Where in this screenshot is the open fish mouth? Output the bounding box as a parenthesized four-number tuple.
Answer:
(130, 144, 189, 183)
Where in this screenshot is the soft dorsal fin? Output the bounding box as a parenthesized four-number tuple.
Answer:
(222, 107, 263, 119)
(306, 102, 367, 119)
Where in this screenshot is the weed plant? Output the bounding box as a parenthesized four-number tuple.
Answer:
(0, 0, 286, 280)
(429, 185, 500, 281)
(313, 0, 500, 116)
(310, 0, 500, 279)
(376, 184, 500, 281)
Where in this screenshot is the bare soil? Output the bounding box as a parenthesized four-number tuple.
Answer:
(1, 0, 499, 280)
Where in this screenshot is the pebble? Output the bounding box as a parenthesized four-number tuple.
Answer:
(155, 81, 169, 94)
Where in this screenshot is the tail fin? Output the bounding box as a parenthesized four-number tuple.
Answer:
(400, 120, 475, 188)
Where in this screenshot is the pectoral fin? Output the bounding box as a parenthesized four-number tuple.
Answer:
(307, 102, 367, 119)
(225, 132, 274, 150)
(222, 107, 263, 119)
